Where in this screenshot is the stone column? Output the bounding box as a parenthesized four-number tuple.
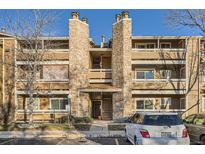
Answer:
(186, 37, 200, 116)
(69, 12, 90, 117)
(112, 12, 133, 120)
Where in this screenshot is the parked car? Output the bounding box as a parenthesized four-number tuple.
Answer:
(183, 114, 205, 144)
(125, 112, 190, 145)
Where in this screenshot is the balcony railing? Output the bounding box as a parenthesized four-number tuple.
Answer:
(88, 69, 112, 83)
(132, 78, 186, 90)
(132, 48, 186, 52)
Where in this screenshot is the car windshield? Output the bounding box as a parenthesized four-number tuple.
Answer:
(143, 115, 183, 126)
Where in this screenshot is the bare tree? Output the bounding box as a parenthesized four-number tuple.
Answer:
(166, 10, 205, 35)
(166, 10, 203, 115)
(4, 10, 63, 126)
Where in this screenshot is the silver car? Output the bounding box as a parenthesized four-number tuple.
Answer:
(125, 112, 190, 145)
(183, 114, 205, 144)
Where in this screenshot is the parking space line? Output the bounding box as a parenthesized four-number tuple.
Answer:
(115, 138, 119, 145)
(0, 138, 15, 145)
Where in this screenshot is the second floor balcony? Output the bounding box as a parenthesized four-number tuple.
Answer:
(88, 69, 112, 83)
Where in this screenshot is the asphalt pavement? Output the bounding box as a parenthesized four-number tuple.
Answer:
(0, 137, 198, 145)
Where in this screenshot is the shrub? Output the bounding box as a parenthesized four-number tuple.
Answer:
(70, 116, 93, 124)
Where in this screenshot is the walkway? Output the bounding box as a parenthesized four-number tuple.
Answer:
(80, 120, 125, 138)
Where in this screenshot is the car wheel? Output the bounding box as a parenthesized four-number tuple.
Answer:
(200, 136, 205, 145)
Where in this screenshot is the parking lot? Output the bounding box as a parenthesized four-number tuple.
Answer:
(0, 137, 131, 145)
(0, 137, 198, 145)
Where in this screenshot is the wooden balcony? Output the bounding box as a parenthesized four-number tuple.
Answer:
(16, 51, 69, 61)
(88, 69, 112, 83)
(16, 80, 69, 90)
(132, 79, 186, 90)
(131, 49, 186, 60)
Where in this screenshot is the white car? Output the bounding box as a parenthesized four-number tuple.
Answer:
(125, 112, 190, 145)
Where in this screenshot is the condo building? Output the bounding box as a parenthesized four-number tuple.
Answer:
(0, 11, 205, 122)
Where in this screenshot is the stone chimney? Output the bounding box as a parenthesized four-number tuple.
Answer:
(1, 27, 6, 33)
(121, 11, 129, 19)
(101, 34, 105, 48)
(115, 14, 121, 22)
(71, 12, 80, 19)
(82, 17, 88, 24)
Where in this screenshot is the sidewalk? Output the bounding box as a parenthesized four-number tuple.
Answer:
(0, 121, 126, 139)
(81, 120, 125, 138)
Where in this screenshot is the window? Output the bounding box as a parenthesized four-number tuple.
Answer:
(201, 42, 205, 49)
(136, 98, 154, 110)
(160, 70, 171, 79)
(25, 98, 40, 110)
(180, 98, 186, 110)
(51, 98, 69, 110)
(92, 56, 101, 69)
(180, 67, 185, 79)
(135, 43, 156, 49)
(160, 43, 171, 49)
(193, 116, 205, 125)
(184, 114, 196, 124)
(143, 115, 182, 126)
(161, 98, 171, 108)
(135, 70, 154, 79)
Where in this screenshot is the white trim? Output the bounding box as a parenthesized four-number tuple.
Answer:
(132, 78, 186, 82)
(89, 79, 112, 83)
(132, 90, 186, 95)
(135, 98, 155, 111)
(16, 60, 69, 65)
(16, 110, 69, 114)
(131, 60, 185, 65)
(132, 48, 186, 52)
(89, 69, 112, 72)
(16, 90, 70, 95)
(160, 42, 172, 49)
(22, 49, 69, 52)
(16, 79, 69, 83)
(89, 48, 112, 52)
(134, 43, 156, 49)
(132, 36, 197, 39)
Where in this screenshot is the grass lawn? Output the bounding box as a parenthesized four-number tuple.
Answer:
(73, 123, 92, 131)
(108, 124, 125, 131)
(0, 123, 92, 131)
(0, 123, 73, 131)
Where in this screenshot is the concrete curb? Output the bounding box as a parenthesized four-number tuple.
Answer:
(0, 130, 125, 139)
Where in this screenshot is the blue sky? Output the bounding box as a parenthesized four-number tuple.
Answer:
(0, 9, 201, 44)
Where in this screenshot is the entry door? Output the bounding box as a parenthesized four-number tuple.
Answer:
(92, 101, 102, 119)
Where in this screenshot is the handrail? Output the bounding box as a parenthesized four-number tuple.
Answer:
(89, 69, 112, 72)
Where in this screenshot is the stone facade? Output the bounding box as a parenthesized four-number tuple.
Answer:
(186, 37, 201, 116)
(69, 17, 90, 117)
(112, 15, 133, 119)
